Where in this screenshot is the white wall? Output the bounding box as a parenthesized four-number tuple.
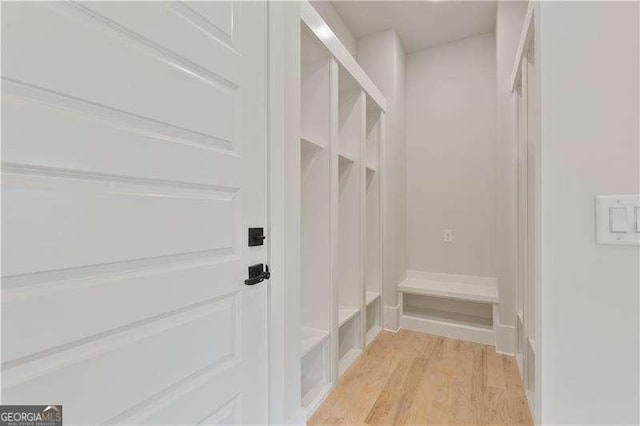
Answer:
(406, 34, 497, 278)
(538, 2, 639, 423)
(495, 2, 528, 330)
(309, 1, 357, 58)
(357, 30, 407, 309)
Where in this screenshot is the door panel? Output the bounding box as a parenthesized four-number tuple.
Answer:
(2, 80, 239, 186)
(4, 294, 240, 421)
(2, 3, 237, 141)
(1, 2, 267, 424)
(1, 178, 236, 276)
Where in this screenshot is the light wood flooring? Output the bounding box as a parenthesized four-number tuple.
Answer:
(309, 330, 533, 425)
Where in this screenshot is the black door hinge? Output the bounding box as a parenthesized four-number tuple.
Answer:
(244, 263, 270, 285)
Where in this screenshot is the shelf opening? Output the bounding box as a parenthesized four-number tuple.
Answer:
(301, 338, 330, 409)
(338, 314, 361, 377)
(338, 66, 361, 162)
(301, 27, 330, 149)
(403, 294, 494, 330)
(366, 298, 381, 346)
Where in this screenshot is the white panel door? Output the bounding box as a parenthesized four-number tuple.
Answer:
(1, 2, 268, 424)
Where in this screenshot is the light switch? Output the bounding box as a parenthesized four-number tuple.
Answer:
(609, 207, 628, 233)
(596, 195, 640, 245)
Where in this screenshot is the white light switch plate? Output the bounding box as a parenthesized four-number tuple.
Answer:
(595, 195, 640, 245)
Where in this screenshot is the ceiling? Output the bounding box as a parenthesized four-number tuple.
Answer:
(331, 1, 497, 54)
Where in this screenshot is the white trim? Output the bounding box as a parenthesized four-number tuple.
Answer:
(526, 389, 536, 423)
(267, 2, 285, 422)
(338, 349, 362, 377)
(299, 1, 387, 112)
(301, 383, 332, 422)
(493, 303, 515, 355)
(366, 325, 382, 346)
(495, 322, 516, 355)
(383, 304, 401, 332)
(357, 88, 367, 363)
(510, 2, 535, 93)
(405, 270, 498, 287)
(532, 5, 541, 420)
(328, 57, 340, 387)
(516, 353, 524, 378)
(267, 2, 300, 423)
(377, 112, 388, 337)
(287, 409, 306, 425)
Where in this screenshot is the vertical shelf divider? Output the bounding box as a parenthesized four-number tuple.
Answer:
(358, 90, 367, 350)
(364, 100, 383, 347)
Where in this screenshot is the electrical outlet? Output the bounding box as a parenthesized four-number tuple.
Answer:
(443, 229, 453, 243)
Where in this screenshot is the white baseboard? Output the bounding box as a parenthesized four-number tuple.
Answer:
(301, 382, 331, 423)
(493, 305, 515, 355)
(383, 304, 400, 332)
(516, 353, 524, 379)
(495, 321, 515, 355)
(287, 408, 307, 425)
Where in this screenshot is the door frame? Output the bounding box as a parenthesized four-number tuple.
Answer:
(510, 2, 541, 423)
(267, 2, 303, 424)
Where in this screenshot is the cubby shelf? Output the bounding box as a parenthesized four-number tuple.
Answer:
(301, 138, 321, 183)
(300, 327, 329, 357)
(528, 337, 536, 355)
(398, 277, 498, 304)
(366, 290, 380, 306)
(301, 337, 331, 416)
(301, 135, 325, 150)
(338, 306, 359, 327)
(338, 152, 356, 165)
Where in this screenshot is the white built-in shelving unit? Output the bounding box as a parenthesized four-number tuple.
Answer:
(296, 2, 386, 420)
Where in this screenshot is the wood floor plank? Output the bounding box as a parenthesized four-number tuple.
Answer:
(309, 332, 403, 424)
(362, 331, 429, 424)
(486, 347, 508, 390)
(308, 330, 533, 426)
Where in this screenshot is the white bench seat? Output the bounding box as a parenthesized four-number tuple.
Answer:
(398, 277, 498, 304)
(398, 272, 499, 346)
